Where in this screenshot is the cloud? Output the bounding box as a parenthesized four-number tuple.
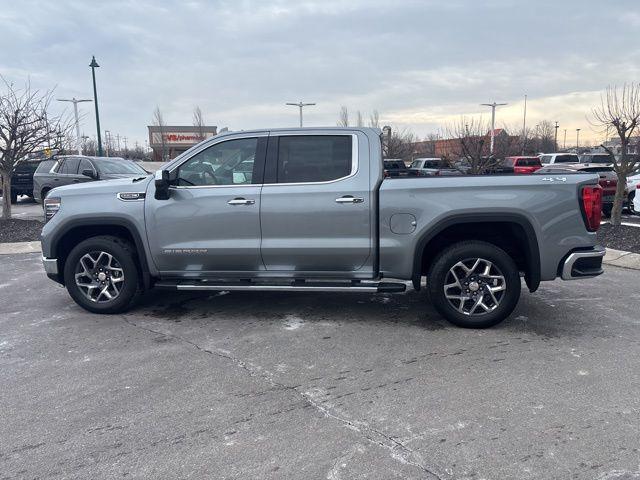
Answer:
(1, 0, 639, 145)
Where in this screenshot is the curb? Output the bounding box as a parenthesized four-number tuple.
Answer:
(603, 248, 640, 271)
(0, 241, 42, 255)
(1, 241, 639, 271)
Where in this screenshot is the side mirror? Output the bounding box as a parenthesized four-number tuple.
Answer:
(81, 169, 97, 179)
(154, 169, 171, 200)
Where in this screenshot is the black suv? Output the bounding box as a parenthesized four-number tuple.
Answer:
(5, 159, 43, 203)
(33, 156, 148, 203)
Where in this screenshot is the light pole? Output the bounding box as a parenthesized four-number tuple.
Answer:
(57, 97, 92, 155)
(480, 102, 507, 155)
(564, 129, 567, 150)
(286, 101, 316, 127)
(105, 130, 111, 157)
(89, 56, 103, 156)
(576, 128, 581, 151)
(554, 121, 559, 152)
(521, 94, 527, 155)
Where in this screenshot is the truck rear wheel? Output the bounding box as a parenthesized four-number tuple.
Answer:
(63, 235, 140, 314)
(427, 241, 521, 328)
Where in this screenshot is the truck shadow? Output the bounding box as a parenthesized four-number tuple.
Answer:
(135, 288, 449, 330)
(132, 287, 577, 338)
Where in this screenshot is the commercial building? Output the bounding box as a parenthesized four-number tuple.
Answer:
(148, 125, 217, 161)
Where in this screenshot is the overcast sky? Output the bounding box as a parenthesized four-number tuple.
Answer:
(2, 0, 639, 147)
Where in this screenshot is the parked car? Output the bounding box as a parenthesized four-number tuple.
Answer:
(383, 159, 411, 177)
(539, 153, 580, 165)
(40, 127, 605, 329)
(579, 153, 613, 165)
(627, 172, 640, 214)
(33, 156, 148, 203)
(536, 163, 617, 216)
(502, 156, 542, 174)
(635, 185, 640, 213)
(409, 158, 461, 176)
(7, 159, 42, 203)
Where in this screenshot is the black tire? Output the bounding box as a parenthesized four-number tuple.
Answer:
(10, 192, 18, 204)
(602, 205, 612, 218)
(427, 241, 521, 328)
(63, 235, 140, 314)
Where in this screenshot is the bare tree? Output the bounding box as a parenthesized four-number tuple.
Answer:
(356, 110, 364, 127)
(337, 106, 349, 127)
(369, 110, 380, 129)
(0, 78, 67, 218)
(383, 127, 416, 161)
(591, 83, 640, 225)
(152, 106, 167, 161)
(193, 106, 205, 141)
(446, 117, 502, 174)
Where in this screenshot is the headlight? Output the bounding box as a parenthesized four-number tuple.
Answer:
(44, 197, 61, 222)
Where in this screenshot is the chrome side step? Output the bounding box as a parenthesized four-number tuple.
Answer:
(155, 280, 406, 293)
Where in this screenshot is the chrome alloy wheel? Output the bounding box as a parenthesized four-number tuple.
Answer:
(443, 258, 506, 316)
(74, 251, 125, 303)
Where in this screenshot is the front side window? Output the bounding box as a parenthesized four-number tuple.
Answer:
(78, 158, 94, 174)
(277, 135, 352, 183)
(177, 137, 258, 186)
(59, 158, 80, 174)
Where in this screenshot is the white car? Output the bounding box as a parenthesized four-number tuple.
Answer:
(539, 153, 580, 165)
(627, 173, 640, 214)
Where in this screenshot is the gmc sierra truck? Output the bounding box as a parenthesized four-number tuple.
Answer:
(40, 128, 605, 328)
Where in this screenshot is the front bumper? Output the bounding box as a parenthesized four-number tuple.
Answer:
(42, 256, 63, 284)
(560, 247, 606, 280)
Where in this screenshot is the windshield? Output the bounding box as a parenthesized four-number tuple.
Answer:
(97, 159, 147, 175)
(581, 154, 611, 164)
(555, 154, 579, 163)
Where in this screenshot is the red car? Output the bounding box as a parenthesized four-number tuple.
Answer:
(504, 156, 543, 174)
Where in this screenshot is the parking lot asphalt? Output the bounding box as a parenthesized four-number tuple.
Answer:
(1, 253, 639, 480)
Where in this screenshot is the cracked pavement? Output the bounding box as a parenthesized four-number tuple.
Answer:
(1, 253, 639, 479)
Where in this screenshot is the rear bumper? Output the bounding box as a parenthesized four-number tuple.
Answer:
(560, 247, 606, 280)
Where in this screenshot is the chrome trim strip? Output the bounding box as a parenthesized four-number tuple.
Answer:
(169, 284, 379, 292)
(42, 257, 58, 275)
(167, 133, 359, 189)
(561, 248, 605, 280)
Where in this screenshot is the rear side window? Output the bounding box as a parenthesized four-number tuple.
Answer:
(59, 158, 80, 174)
(35, 160, 55, 173)
(518, 158, 540, 166)
(277, 135, 352, 183)
(540, 155, 551, 164)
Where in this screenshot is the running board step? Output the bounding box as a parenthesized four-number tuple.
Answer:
(155, 280, 406, 293)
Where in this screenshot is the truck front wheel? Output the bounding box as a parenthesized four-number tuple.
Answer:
(63, 235, 140, 314)
(427, 241, 521, 328)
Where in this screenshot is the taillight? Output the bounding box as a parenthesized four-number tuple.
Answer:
(581, 185, 602, 232)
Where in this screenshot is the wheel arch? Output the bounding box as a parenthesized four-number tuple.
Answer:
(50, 217, 152, 290)
(412, 213, 541, 293)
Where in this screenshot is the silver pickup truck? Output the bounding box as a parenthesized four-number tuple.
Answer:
(40, 128, 605, 328)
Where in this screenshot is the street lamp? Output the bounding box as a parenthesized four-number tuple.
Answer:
(57, 98, 92, 155)
(89, 56, 103, 156)
(480, 102, 507, 155)
(554, 121, 559, 152)
(286, 101, 316, 127)
(576, 128, 581, 151)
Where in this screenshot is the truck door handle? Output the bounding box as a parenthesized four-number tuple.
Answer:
(335, 195, 364, 204)
(227, 197, 255, 206)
